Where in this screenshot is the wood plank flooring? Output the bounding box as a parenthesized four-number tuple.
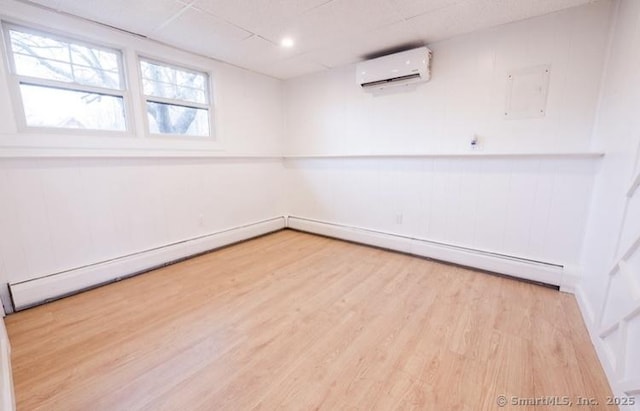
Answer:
(5, 230, 614, 410)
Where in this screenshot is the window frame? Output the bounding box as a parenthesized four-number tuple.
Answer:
(1, 21, 133, 135)
(137, 55, 215, 140)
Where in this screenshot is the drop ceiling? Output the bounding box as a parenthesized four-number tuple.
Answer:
(21, 0, 596, 79)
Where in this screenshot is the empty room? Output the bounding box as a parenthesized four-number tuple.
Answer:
(0, 0, 638, 409)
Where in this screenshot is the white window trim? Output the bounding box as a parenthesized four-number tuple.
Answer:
(138, 55, 216, 141)
(0, 13, 223, 155)
(1, 21, 135, 137)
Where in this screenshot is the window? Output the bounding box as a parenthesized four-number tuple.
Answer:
(4, 24, 127, 131)
(139, 59, 211, 137)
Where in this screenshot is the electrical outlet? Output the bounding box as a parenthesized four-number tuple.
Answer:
(395, 213, 403, 224)
(198, 214, 204, 227)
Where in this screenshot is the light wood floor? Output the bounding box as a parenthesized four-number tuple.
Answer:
(6, 230, 613, 410)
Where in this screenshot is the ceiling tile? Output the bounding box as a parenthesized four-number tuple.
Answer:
(50, 0, 186, 36)
(260, 56, 327, 79)
(212, 35, 297, 69)
(151, 5, 252, 58)
(191, 0, 332, 32)
(254, 0, 405, 55)
(255, 5, 352, 52)
(406, 2, 479, 42)
(386, 0, 463, 20)
(22, 0, 61, 9)
(319, 0, 404, 34)
(154, 5, 252, 39)
(301, 47, 361, 69)
(351, 20, 424, 58)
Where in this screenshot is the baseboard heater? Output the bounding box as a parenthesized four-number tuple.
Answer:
(9, 215, 571, 311)
(9, 217, 286, 311)
(286, 216, 568, 289)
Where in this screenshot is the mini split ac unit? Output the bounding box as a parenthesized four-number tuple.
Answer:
(356, 46, 431, 90)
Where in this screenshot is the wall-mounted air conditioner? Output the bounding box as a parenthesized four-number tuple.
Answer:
(356, 46, 431, 90)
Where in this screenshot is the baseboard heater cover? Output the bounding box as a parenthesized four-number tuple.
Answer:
(287, 216, 566, 288)
(9, 217, 286, 311)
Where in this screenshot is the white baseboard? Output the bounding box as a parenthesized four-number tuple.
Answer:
(0, 319, 15, 411)
(9, 217, 286, 311)
(559, 264, 582, 294)
(287, 216, 566, 287)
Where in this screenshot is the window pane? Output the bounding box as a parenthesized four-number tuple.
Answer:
(9, 28, 122, 89)
(70, 44, 119, 72)
(73, 66, 120, 89)
(146, 102, 209, 136)
(140, 60, 207, 104)
(9, 30, 69, 62)
(20, 84, 126, 131)
(13, 54, 72, 82)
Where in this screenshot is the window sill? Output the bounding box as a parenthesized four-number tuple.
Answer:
(0, 132, 261, 158)
(0, 148, 282, 159)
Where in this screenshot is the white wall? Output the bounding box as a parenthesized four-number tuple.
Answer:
(0, 0, 286, 312)
(285, 157, 596, 272)
(578, 0, 640, 406)
(284, 1, 612, 155)
(282, 2, 612, 286)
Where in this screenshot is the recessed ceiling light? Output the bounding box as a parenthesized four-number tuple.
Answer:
(280, 37, 295, 48)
